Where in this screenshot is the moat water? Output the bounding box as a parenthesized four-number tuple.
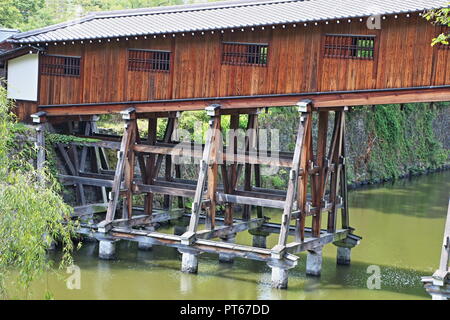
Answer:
(9, 171, 450, 300)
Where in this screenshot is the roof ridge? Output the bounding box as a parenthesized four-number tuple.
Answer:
(91, 0, 303, 19)
(11, 13, 98, 40)
(9, 0, 448, 43)
(12, 0, 302, 40)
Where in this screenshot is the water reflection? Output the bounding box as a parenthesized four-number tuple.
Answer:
(13, 171, 450, 300)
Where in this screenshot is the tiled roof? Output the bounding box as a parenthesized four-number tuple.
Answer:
(10, 0, 448, 43)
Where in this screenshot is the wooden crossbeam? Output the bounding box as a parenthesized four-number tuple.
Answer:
(72, 203, 108, 217)
(196, 218, 265, 240)
(285, 229, 350, 254)
(98, 210, 184, 232)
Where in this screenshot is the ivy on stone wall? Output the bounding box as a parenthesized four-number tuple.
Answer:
(350, 103, 448, 184)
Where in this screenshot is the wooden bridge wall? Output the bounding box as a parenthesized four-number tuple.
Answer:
(38, 15, 450, 107)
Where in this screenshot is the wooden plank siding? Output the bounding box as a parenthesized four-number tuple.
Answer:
(37, 16, 450, 116)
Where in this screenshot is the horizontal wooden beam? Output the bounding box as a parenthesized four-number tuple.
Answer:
(285, 229, 350, 253)
(133, 143, 293, 167)
(59, 174, 115, 187)
(72, 203, 108, 217)
(217, 192, 285, 209)
(97, 209, 184, 232)
(39, 86, 450, 117)
(195, 218, 265, 240)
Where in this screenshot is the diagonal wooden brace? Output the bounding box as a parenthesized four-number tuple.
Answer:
(104, 107, 137, 223)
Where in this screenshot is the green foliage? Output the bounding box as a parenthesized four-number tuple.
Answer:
(46, 132, 100, 145)
(365, 104, 448, 181)
(424, 4, 450, 46)
(0, 86, 78, 299)
(1, 0, 187, 31)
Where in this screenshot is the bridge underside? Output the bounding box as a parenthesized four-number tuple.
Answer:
(33, 99, 368, 289)
(36, 86, 450, 118)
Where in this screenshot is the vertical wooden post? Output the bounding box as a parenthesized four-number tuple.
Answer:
(91, 116, 108, 203)
(205, 109, 221, 230)
(173, 114, 185, 209)
(296, 109, 312, 242)
(144, 117, 157, 215)
(243, 113, 257, 220)
(35, 125, 46, 173)
(340, 111, 350, 229)
(254, 113, 263, 219)
(123, 116, 138, 219)
(105, 107, 136, 223)
(276, 103, 310, 247)
(224, 113, 239, 226)
(164, 154, 173, 209)
(312, 111, 329, 237)
(122, 114, 137, 220)
(185, 105, 221, 235)
(69, 144, 86, 205)
(327, 110, 345, 233)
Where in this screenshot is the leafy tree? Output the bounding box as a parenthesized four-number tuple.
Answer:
(0, 86, 78, 299)
(74, 0, 184, 14)
(0, 0, 47, 31)
(1, 0, 189, 31)
(424, 4, 450, 46)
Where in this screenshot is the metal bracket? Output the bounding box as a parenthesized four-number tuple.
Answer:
(31, 111, 47, 124)
(180, 231, 196, 245)
(205, 104, 221, 117)
(120, 107, 136, 120)
(297, 99, 313, 113)
(271, 244, 286, 260)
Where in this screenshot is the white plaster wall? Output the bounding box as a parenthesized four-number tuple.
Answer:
(7, 53, 39, 101)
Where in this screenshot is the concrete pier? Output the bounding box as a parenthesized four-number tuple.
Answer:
(138, 227, 154, 250)
(337, 247, 351, 265)
(219, 234, 236, 263)
(138, 242, 153, 251)
(181, 252, 198, 273)
(306, 247, 323, 276)
(252, 235, 267, 248)
(271, 267, 289, 289)
(174, 225, 187, 236)
(99, 240, 117, 260)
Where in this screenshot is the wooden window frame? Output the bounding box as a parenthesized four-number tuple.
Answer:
(41, 54, 81, 77)
(222, 42, 269, 67)
(323, 34, 376, 60)
(128, 49, 171, 73)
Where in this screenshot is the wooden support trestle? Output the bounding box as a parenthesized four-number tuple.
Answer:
(43, 101, 360, 289)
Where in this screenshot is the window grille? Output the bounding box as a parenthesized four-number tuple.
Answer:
(323, 34, 376, 60)
(222, 42, 268, 66)
(128, 49, 171, 72)
(42, 55, 81, 76)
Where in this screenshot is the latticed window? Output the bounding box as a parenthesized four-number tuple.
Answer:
(222, 42, 269, 66)
(42, 55, 81, 76)
(323, 34, 376, 60)
(128, 49, 171, 72)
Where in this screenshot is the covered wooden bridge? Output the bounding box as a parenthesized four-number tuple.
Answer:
(1, 0, 449, 289)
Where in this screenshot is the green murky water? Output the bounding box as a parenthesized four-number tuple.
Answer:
(13, 171, 450, 300)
